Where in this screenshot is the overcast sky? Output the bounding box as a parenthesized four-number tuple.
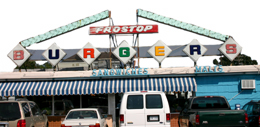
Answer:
(1, 0, 259, 72)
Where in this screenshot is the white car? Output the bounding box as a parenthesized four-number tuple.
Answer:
(61, 108, 107, 127)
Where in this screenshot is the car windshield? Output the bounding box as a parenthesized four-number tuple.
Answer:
(66, 110, 98, 119)
(0, 102, 21, 120)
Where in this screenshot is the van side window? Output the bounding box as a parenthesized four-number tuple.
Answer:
(127, 95, 143, 109)
(146, 95, 163, 109)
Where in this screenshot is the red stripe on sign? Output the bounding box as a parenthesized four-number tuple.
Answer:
(89, 25, 158, 35)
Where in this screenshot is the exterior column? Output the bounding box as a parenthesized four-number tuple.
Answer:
(108, 94, 116, 127)
(80, 95, 82, 108)
(52, 96, 54, 116)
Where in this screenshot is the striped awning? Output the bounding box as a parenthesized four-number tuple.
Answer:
(0, 77, 196, 96)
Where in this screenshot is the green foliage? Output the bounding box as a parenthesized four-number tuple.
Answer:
(213, 54, 258, 66)
(16, 60, 53, 69)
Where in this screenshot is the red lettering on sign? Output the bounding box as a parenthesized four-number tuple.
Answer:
(226, 44, 237, 54)
(84, 48, 94, 58)
(13, 50, 24, 60)
(89, 25, 158, 35)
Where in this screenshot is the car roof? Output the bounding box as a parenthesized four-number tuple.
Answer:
(0, 100, 33, 103)
(69, 108, 99, 111)
(125, 91, 164, 94)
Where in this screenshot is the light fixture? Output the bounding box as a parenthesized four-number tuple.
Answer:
(137, 9, 229, 42)
(21, 10, 110, 47)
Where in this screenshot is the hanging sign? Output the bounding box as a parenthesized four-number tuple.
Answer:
(147, 40, 172, 63)
(7, 44, 31, 67)
(219, 37, 242, 61)
(89, 24, 158, 35)
(77, 42, 101, 65)
(183, 39, 208, 62)
(42, 43, 66, 66)
(112, 40, 136, 64)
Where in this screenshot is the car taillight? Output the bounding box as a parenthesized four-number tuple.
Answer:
(17, 120, 26, 127)
(95, 123, 100, 127)
(120, 114, 124, 123)
(258, 116, 260, 125)
(196, 115, 200, 125)
(61, 124, 71, 127)
(166, 113, 170, 122)
(89, 125, 95, 127)
(245, 113, 248, 124)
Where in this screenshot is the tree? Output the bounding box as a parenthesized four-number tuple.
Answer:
(213, 54, 258, 66)
(16, 60, 53, 70)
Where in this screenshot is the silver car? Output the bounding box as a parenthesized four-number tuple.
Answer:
(0, 98, 48, 127)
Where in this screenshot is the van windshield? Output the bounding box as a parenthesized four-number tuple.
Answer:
(0, 102, 21, 120)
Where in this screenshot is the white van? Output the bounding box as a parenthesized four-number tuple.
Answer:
(119, 91, 170, 127)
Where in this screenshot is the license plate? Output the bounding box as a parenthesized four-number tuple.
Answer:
(150, 116, 158, 121)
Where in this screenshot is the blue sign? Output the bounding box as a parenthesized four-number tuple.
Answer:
(92, 68, 149, 76)
(195, 65, 224, 73)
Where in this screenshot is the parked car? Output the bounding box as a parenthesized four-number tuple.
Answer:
(119, 91, 171, 127)
(0, 98, 48, 127)
(61, 108, 107, 127)
(242, 100, 260, 127)
(179, 96, 248, 127)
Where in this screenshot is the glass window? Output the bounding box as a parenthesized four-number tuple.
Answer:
(66, 110, 98, 119)
(127, 95, 143, 109)
(146, 95, 163, 109)
(253, 104, 260, 115)
(55, 102, 64, 110)
(191, 97, 229, 109)
(0, 102, 21, 120)
(246, 104, 254, 115)
(22, 103, 31, 117)
(30, 102, 41, 116)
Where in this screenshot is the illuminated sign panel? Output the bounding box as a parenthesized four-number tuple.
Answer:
(112, 40, 136, 64)
(77, 42, 101, 65)
(183, 39, 207, 62)
(219, 38, 242, 61)
(147, 40, 172, 63)
(89, 25, 158, 35)
(7, 44, 31, 67)
(42, 43, 66, 66)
